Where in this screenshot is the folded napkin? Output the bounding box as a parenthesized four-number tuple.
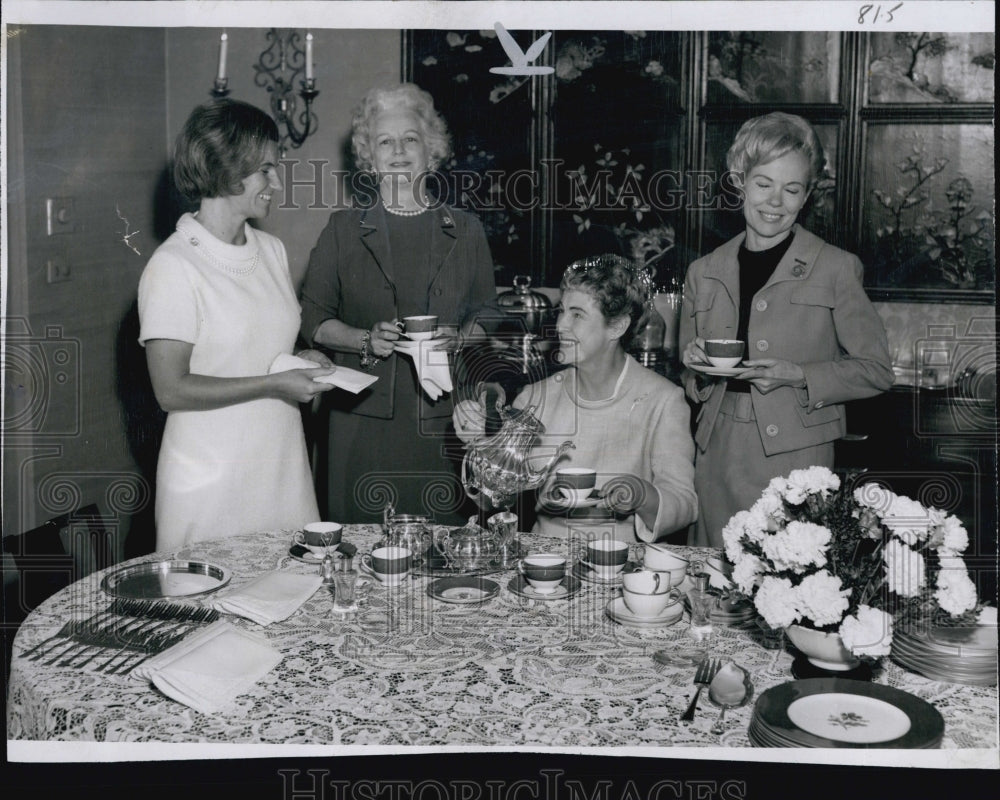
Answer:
(208, 571, 323, 626)
(269, 353, 378, 394)
(133, 620, 281, 714)
(394, 341, 453, 401)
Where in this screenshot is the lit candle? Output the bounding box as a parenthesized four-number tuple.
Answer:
(305, 32, 314, 81)
(216, 32, 228, 82)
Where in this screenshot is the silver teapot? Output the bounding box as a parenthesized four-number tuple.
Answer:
(461, 384, 573, 510)
(435, 517, 500, 571)
(382, 504, 433, 565)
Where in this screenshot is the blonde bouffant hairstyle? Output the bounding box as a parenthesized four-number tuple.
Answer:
(351, 83, 452, 173)
(726, 112, 825, 189)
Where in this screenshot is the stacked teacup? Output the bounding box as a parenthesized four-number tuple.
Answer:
(620, 545, 687, 617)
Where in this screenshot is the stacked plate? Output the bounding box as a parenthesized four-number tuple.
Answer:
(748, 678, 944, 748)
(891, 624, 997, 686)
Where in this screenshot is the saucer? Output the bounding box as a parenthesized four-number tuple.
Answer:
(507, 575, 581, 600)
(394, 336, 446, 350)
(428, 576, 500, 605)
(288, 540, 357, 564)
(544, 489, 602, 510)
(605, 596, 683, 628)
(688, 361, 749, 377)
(573, 559, 641, 585)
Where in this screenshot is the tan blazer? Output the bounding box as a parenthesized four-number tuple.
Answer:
(679, 225, 894, 456)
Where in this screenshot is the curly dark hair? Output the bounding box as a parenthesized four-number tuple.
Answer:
(560, 254, 653, 350)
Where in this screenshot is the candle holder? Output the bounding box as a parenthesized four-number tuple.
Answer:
(253, 28, 319, 155)
(211, 78, 231, 99)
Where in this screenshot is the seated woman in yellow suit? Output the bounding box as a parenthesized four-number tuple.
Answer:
(680, 112, 894, 547)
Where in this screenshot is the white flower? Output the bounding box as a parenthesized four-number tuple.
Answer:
(732, 554, 765, 594)
(753, 576, 800, 629)
(883, 494, 933, 545)
(853, 483, 896, 516)
(883, 539, 926, 597)
(751, 492, 786, 530)
(935, 559, 978, 615)
(839, 605, 893, 657)
(761, 521, 831, 574)
(721, 509, 751, 563)
(796, 571, 850, 627)
(782, 466, 840, 505)
(938, 514, 969, 555)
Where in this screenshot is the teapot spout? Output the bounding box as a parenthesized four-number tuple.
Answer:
(526, 440, 575, 488)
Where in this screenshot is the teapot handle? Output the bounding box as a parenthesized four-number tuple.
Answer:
(383, 502, 396, 530)
(475, 381, 507, 416)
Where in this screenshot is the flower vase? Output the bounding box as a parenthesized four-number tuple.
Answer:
(785, 624, 861, 672)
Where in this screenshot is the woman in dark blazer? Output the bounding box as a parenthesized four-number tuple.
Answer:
(679, 112, 894, 547)
(300, 83, 495, 523)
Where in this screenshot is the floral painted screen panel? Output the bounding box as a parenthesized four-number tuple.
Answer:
(867, 33, 995, 104)
(861, 124, 995, 294)
(707, 32, 840, 105)
(410, 30, 537, 286)
(699, 121, 840, 255)
(548, 31, 688, 285)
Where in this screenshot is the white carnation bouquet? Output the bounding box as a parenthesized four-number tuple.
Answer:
(722, 466, 981, 659)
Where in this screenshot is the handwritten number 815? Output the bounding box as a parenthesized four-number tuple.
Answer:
(859, 2, 903, 24)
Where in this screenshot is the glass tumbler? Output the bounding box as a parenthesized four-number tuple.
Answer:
(330, 558, 359, 617)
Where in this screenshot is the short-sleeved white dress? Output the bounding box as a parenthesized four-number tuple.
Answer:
(138, 213, 319, 550)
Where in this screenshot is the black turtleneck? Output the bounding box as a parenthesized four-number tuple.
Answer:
(728, 231, 795, 393)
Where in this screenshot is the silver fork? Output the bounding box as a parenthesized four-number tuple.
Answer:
(680, 657, 721, 722)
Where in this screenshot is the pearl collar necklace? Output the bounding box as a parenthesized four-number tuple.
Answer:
(381, 199, 429, 217)
(184, 215, 260, 275)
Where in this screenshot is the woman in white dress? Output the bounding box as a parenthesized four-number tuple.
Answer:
(138, 100, 336, 550)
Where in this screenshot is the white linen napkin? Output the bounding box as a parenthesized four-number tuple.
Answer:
(207, 571, 323, 626)
(132, 620, 281, 714)
(269, 353, 378, 394)
(394, 341, 453, 401)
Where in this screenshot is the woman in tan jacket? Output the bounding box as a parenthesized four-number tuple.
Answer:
(679, 113, 894, 547)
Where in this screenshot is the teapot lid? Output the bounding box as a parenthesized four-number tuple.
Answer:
(497, 275, 552, 311)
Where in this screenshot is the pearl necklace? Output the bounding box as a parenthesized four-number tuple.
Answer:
(184, 225, 260, 275)
(381, 199, 429, 217)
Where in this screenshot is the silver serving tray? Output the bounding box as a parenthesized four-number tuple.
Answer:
(101, 559, 231, 599)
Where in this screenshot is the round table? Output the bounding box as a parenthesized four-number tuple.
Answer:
(7, 526, 998, 748)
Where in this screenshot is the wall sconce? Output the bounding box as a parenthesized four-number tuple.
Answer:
(252, 28, 320, 155)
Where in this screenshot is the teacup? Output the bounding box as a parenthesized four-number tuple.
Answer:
(554, 467, 597, 503)
(636, 545, 688, 587)
(293, 522, 343, 555)
(361, 546, 412, 585)
(704, 339, 745, 368)
(622, 568, 675, 595)
(583, 537, 629, 578)
(402, 315, 438, 341)
(622, 585, 682, 618)
(519, 553, 566, 594)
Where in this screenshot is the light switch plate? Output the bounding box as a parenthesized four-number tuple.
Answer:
(46, 258, 71, 283)
(46, 197, 76, 235)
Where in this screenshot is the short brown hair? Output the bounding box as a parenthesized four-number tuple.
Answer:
(173, 100, 279, 201)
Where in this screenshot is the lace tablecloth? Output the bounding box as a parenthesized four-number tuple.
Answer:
(7, 527, 998, 748)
